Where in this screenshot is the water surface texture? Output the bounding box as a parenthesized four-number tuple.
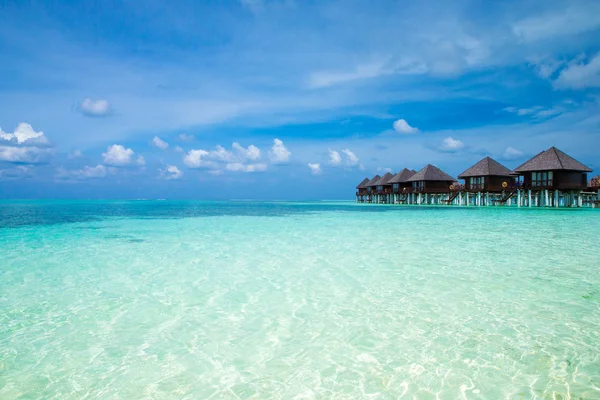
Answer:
(1, 201, 599, 399)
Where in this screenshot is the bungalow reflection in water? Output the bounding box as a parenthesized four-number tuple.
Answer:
(355, 147, 600, 208)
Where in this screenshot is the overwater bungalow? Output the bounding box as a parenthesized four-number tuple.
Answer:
(512, 147, 592, 207)
(364, 175, 381, 203)
(355, 177, 370, 202)
(405, 164, 456, 205)
(457, 156, 514, 206)
(353, 146, 597, 208)
(388, 168, 415, 204)
(371, 172, 395, 204)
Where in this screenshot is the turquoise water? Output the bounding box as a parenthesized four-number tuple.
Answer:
(1, 201, 599, 399)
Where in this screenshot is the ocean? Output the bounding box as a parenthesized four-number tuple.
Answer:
(1, 200, 599, 399)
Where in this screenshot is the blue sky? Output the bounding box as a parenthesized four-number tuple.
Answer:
(1, 0, 599, 199)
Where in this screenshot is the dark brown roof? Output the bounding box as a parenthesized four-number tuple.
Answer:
(355, 177, 370, 189)
(458, 156, 513, 178)
(388, 168, 415, 183)
(372, 172, 394, 186)
(407, 164, 455, 182)
(365, 175, 381, 187)
(513, 147, 592, 173)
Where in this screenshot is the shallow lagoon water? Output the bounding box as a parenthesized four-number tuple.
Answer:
(1, 201, 599, 399)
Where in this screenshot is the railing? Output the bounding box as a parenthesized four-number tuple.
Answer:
(374, 188, 392, 195)
(530, 180, 554, 189)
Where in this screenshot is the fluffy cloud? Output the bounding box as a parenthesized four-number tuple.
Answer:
(328, 148, 361, 169)
(174, 146, 184, 153)
(393, 119, 419, 134)
(0, 146, 52, 164)
(80, 98, 111, 117)
(269, 139, 291, 164)
(308, 163, 321, 175)
(159, 165, 183, 180)
(184, 142, 264, 172)
(225, 162, 267, 172)
(56, 165, 108, 181)
(554, 53, 600, 89)
(0, 123, 49, 146)
(102, 144, 145, 166)
(502, 147, 524, 160)
(341, 149, 359, 166)
(233, 142, 260, 160)
(438, 137, 465, 152)
(328, 149, 342, 166)
(183, 149, 216, 169)
(151, 136, 169, 150)
(0, 123, 52, 164)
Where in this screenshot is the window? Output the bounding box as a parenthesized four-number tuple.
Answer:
(469, 176, 485, 190)
(531, 171, 553, 187)
(412, 181, 424, 190)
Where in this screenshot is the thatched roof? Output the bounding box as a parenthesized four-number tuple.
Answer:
(513, 147, 592, 173)
(355, 177, 370, 189)
(365, 175, 381, 187)
(458, 156, 513, 178)
(372, 172, 395, 186)
(407, 164, 455, 182)
(411, 169, 417, 174)
(389, 168, 416, 183)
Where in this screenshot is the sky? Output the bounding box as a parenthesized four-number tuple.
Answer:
(1, 0, 599, 200)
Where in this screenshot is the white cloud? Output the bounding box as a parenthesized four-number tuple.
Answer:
(151, 136, 169, 150)
(503, 106, 561, 119)
(80, 98, 111, 117)
(178, 134, 195, 142)
(308, 61, 390, 89)
(0, 123, 52, 164)
(184, 142, 264, 172)
(102, 144, 144, 166)
(225, 162, 267, 172)
(174, 146, 184, 153)
(513, 7, 600, 42)
(269, 138, 291, 164)
(393, 119, 419, 134)
(0, 147, 49, 164)
(308, 163, 321, 175)
(328, 149, 342, 166)
(159, 164, 183, 180)
(438, 137, 464, 152)
(341, 149, 359, 166)
(0, 123, 49, 145)
(502, 147, 524, 160)
(328, 148, 360, 168)
(56, 164, 108, 180)
(233, 142, 261, 160)
(554, 54, 600, 89)
(183, 149, 217, 169)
